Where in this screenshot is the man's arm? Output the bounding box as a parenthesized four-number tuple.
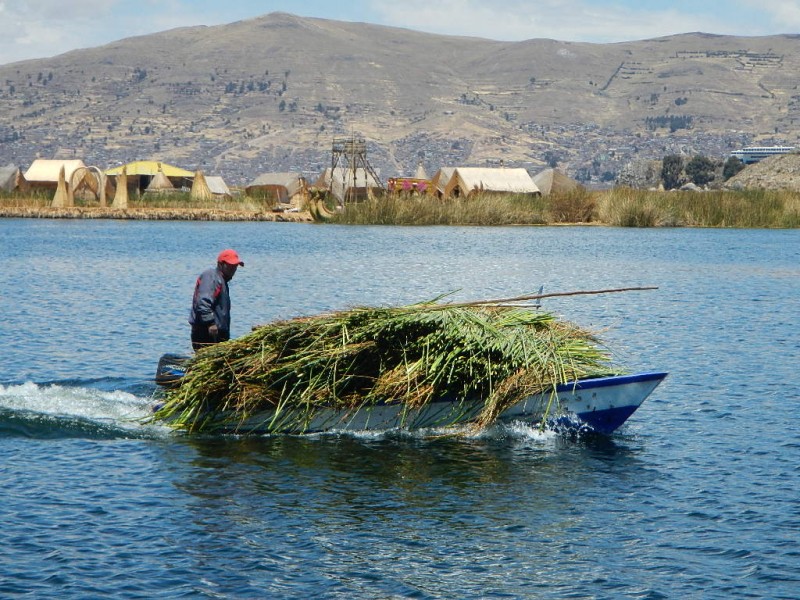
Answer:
(193, 271, 222, 326)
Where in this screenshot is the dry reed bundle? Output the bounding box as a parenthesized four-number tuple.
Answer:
(153, 294, 627, 433)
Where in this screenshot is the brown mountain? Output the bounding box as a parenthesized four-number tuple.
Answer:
(1, 12, 798, 185)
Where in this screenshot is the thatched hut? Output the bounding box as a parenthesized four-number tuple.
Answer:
(430, 167, 456, 199)
(205, 176, 232, 199)
(105, 160, 193, 195)
(246, 172, 304, 205)
(146, 169, 176, 193)
(533, 168, 581, 196)
(190, 171, 212, 201)
(24, 159, 87, 192)
(0, 163, 25, 192)
(443, 167, 541, 199)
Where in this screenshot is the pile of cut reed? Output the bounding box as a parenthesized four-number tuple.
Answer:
(153, 296, 618, 434)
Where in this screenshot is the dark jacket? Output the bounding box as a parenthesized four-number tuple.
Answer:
(189, 266, 231, 335)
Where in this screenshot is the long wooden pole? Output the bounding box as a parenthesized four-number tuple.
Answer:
(446, 286, 659, 308)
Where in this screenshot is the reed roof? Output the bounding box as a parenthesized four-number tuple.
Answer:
(247, 172, 304, 196)
(533, 168, 580, 196)
(190, 172, 231, 199)
(0, 164, 21, 191)
(24, 159, 86, 183)
(105, 160, 193, 178)
(445, 167, 540, 198)
(205, 176, 231, 196)
(146, 170, 175, 190)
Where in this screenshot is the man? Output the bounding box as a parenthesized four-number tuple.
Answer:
(189, 248, 244, 351)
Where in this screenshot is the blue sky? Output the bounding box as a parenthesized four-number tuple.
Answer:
(1, 0, 799, 65)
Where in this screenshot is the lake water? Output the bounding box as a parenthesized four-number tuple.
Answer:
(1, 219, 798, 599)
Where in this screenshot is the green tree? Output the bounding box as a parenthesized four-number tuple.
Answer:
(722, 156, 745, 180)
(661, 154, 683, 190)
(685, 155, 716, 186)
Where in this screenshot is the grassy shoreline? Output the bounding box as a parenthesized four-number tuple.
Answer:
(0, 206, 313, 222)
(327, 187, 800, 228)
(2, 187, 799, 227)
(0, 192, 313, 221)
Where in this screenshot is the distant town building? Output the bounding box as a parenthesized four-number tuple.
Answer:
(730, 146, 795, 164)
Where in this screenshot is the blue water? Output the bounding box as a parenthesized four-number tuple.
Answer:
(1, 219, 798, 599)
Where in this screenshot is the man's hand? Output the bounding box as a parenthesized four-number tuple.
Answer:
(208, 323, 219, 341)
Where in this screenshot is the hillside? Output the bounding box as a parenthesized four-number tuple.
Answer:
(1, 12, 799, 185)
(724, 153, 800, 191)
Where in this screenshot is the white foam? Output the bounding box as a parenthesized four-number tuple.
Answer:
(503, 420, 560, 441)
(308, 420, 561, 442)
(0, 381, 158, 433)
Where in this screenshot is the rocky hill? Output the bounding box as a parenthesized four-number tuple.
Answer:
(724, 153, 800, 191)
(1, 12, 799, 186)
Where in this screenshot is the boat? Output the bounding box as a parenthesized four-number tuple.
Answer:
(154, 354, 667, 435)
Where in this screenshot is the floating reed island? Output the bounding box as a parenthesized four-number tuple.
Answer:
(152, 288, 655, 435)
(0, 206, 312, 222)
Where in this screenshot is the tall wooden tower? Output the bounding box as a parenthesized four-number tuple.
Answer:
(330, 135, 383, 202)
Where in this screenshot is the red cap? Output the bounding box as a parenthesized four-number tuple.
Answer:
(217, 249, 244, 266)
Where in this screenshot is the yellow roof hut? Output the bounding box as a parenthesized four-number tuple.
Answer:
(105, 160, 194, 195)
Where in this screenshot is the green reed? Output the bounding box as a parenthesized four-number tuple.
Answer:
(596, 187, 800, 228)
(152, 299, 615, 434)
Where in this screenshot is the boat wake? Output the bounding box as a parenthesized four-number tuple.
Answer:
(299, 420, 563, 444)
(0, 380, 167, 439)
(0, 379, 628, 443)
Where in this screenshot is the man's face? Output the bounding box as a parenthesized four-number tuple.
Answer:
(219, 262, 238, 281)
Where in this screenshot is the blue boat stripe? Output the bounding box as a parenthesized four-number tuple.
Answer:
(574, 405, 641, 434)
(555, 371, 668, 392)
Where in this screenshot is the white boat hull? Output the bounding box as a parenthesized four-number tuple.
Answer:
(155, 360, 667, 434)
(265, 372, 666, 435)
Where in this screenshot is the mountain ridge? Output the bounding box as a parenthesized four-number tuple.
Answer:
(1, 12, 798, 185)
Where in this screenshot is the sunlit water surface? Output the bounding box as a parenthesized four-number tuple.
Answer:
(2, 219, 798, 598)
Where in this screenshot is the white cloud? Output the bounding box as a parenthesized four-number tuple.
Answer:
(0, 0, 120, 63)
(0, 0, 217, 64)
(11, 0, 113, 17)
(752, 0, 800, 30)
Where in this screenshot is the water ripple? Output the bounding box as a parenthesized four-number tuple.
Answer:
(1, 222, 799, 599)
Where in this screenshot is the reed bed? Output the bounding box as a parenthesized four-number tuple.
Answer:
(132, 192, 268, 212)
(153, 297, 616, 434)
(0, 192, 313, 221)
(596, 187, 800, 228)
(6, 187, 797, 227)
(327, 187, 800, 228)
(0, 190, 53, 208)
(545, 187, 598, 223)
(329, 193, 551, 225)
(0, 191, 270, 212)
